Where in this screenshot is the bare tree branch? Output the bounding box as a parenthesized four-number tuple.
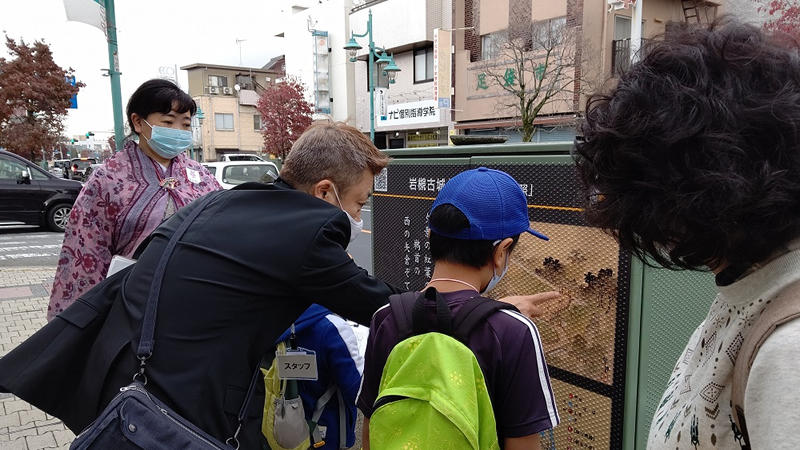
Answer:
(471, 17, 596, 141)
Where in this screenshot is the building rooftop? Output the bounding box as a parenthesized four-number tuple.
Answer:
(262, 55, 286, 74)
(180, 63, 282, 74)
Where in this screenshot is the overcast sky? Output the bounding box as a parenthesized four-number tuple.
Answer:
(1, 0, 286, 138)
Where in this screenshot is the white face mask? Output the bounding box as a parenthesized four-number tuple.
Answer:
(332, 184, 364, 244)
(482, 240, 510, 295)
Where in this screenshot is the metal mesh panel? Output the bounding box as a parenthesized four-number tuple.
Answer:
(542, 379, 612, 450)
(484, 162, 629, 449)
(635, 267, 716, 448)
(374, 158, 630, 448)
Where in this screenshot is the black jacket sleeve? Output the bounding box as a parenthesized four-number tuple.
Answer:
(296, 211, 403, 325)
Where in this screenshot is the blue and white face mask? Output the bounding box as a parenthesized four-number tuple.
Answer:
(143, 120, 192, 159)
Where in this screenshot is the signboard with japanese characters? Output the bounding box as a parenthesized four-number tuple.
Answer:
(378, 99, 440, 128)
(433, 28, 452, 108)
(372, 157, 632, 448)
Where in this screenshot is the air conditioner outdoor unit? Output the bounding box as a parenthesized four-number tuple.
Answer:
(208, 86, 219, 94)
(222, 87, 232, 95)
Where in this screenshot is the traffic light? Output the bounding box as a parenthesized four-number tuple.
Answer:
(85, 131, 95, 138)
(70, 138, 77, 144)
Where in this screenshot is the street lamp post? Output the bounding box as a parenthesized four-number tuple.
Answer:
(344, 10, 400, 143)
(193, 107, 205, 162)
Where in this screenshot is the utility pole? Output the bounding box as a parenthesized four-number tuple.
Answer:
(105, 0, 124, 152)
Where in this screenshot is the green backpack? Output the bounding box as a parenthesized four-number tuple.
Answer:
(369, 288, 517, 450)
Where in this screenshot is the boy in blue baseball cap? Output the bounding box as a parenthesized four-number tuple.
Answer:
(357, 167, 559, 449)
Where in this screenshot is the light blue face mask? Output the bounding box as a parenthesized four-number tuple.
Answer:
(482, 240, 510, 295)
(143, 120, 192, 159)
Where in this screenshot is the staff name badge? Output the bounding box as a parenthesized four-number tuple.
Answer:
(276, 348, 318, 380)
(186, 168, 202, 184)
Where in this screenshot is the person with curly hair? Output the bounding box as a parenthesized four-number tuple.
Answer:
(574, 19, 800, 450)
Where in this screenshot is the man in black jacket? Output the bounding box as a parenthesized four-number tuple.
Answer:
(0, 122, 401, 448)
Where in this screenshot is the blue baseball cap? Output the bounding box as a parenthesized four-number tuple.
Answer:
(429, 167, 549, 241)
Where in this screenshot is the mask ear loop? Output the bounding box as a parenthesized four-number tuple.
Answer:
(331, 183, 344, 209)
(140, 119, 155, 146)
(487, 240, 511, 290)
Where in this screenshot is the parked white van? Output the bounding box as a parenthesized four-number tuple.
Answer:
(202, 161, 279, 189)
(218, 153, 263, 162)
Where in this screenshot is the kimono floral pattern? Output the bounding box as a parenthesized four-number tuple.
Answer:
(47, 140, 221, 320)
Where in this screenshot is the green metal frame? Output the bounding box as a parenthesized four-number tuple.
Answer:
(383, 141, 574, 158)
(624, 257, 646, 449)
(104, 0, 124, 152)
(376, 142, 717, 449)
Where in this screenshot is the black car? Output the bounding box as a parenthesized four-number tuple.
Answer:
(0, 150, 83, 232)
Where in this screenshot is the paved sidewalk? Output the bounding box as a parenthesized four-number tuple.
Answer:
(0, 267, 75, 449)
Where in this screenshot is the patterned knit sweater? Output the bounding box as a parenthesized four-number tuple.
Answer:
(647, 247, 800, 449)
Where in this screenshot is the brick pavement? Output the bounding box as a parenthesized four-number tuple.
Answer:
(0, 267, 366, 449)
(0, 267, 75, 449)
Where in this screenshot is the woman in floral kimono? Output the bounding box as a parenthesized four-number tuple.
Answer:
(48, 79, 221, 321)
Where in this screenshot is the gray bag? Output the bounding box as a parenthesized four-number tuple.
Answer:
(273, 386, 310, 448)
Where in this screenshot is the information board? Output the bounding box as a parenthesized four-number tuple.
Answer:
(372, 159, 630, 449)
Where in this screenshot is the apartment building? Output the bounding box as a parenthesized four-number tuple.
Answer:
(452, 0, 724, 142)
(181, 62, 284, 161)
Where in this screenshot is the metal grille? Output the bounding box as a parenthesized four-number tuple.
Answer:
(373, 159, 630, 448)
(635, 267, 715, 448)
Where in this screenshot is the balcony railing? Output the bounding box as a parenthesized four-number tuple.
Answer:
(611, 38, 651, 77)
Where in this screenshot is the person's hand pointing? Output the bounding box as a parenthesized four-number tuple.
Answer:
(498, 291, 561, 318)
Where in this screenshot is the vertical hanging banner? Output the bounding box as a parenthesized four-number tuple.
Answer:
(434, 29, 452, 109)
(63, 0, 107, 35)
(376, 87, 388, 122)
(311, 30, 331, 115)
(66, 75, 78, 109)
(433, 29, 439, 102)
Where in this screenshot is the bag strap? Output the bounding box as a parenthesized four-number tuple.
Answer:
(308, 385, 347, 448)
(311, 384, 337, 424)
(389, 291, 422, 341)
(451, 296, 519, 344)
(131, 191, 260, 449)
(731, 279, 800, 449)
(410, 287, 453, 336)
(309, 384, 337, 446)
(391, 288, 518, 343)
(136, 192, 218, 359)
(336, 389, 345, 448)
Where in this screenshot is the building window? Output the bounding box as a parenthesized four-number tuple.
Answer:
(0, 156, 29, 180)
(481, 32, 504, 60)
(208, 75, 228, 88)
(414, 47, 434, 83)
(215, 113, 234, 131)
(533, 16, 567, 49)
(254, 114, 261, 131)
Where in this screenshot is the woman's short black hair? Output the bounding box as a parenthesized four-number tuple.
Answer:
(574, 19, 800, 271)
(126, 79, 196, 135)
(429, 204, 520, 269)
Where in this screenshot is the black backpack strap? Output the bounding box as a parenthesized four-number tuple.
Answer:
(412, 287, 453, 336)
(389, 292, 422, 341)
(390, 288, 455, 340)
(451, 297, 519, 344)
